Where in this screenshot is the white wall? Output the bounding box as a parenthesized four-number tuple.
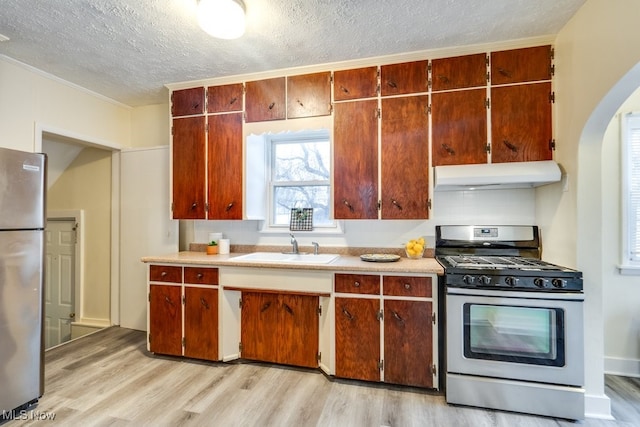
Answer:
(542, 0, 640, 419)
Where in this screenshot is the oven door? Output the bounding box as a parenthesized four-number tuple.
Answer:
(446, 287, 584, 386)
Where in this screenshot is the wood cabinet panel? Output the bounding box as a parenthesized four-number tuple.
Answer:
(184, 267, 218, 285)
(241, 292, 319, 367)
(241, 292, 280, 363)
(278, 294, 319, 368)
(207, 113, 243, 219)
(384, 300, 433, 388)
(149, 265, 182, 283)
(149, 284, 182, 356)
(333, 100, 379, 219)
(380, 60, 428, 96)
(333, 66, 378, 101)
(381, 96, 429, 219)
(335, 273, 380, 295)
(245, 77, 286, 122)
(431, 89, 487, 166)
(335, 297, 380, 382)
(431, 53, 487, 91)
(383, 276, 432, 297)
(207, 83, 243, 113)
(491, 82, 552, 163)
(172, 116, 206, 219)
(171, 87, 205, 117)
(287, 72, 331, 119)
(184, 287, 219, 361)
(491, 45, 552, 85)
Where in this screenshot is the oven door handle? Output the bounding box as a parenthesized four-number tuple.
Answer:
(446, 286, 584, 301)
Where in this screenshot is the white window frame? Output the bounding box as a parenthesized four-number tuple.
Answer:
(256, 129, 343, 234)
(619, 112, 640, 275)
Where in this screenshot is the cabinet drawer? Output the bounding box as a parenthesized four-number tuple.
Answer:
(184, 267, 219, 285)
(149, 265, 182, 283)
(383, 276, 432, 297)
(335, 273, 380, 295)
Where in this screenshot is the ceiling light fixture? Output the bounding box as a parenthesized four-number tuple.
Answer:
(197, 0, 246, 40)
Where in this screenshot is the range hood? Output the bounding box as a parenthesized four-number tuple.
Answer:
(434, 160, 562, 191)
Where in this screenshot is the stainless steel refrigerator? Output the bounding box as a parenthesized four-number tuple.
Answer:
(0, 147, 46, 414)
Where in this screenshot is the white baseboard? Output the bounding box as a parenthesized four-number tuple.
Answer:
(605, 356, 640, 378)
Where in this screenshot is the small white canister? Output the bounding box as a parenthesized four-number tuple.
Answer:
(218, 239, 230, 254)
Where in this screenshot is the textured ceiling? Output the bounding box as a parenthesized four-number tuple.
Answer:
(0, 0, 585, 107)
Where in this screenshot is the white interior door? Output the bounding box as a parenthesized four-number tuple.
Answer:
(45, 219, 76, 348)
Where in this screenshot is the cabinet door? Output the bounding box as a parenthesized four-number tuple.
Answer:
(287, 72, 331, 119)
(207, 113, 243, 219)
(491, 82, 552, 163)
(431, 53, 487, 91)
(333, 100, 379, 219)
(245, 77, 286, 122)
(171, 87, 205, 117)
(149, 284, 182, 356)
(240, 292, 279, 363)
(172, 116, 206, 219)
(333, 66, 378, 101)
(384, 300, 433, 388)
(335, 297, 380, 382)
(381, 96, 429, 219)
(431, 89, 487, 166)
(279, 294, 319, 368)
(380, 60, 428, 96)
(491, 45, 552, 85)
(184, 287, 218, 361)
(207, 83, 243, 113)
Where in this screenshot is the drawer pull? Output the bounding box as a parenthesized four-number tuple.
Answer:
(392, 310, 405, 325)
(283, 303, 294, 315)
(353, 281, 360, 288)
(342, 307, 354, 320)
(261, 302, 272, 313)
(164, 296, 174, 306)
(161, 271, 167, 277)
(200, 297, 209, 310)
(197, 273, 204, 279)
(404, 283, 411, 290)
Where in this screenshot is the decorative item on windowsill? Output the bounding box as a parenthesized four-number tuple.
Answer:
(289, 207, 313, 231)
(405, 237, 425, 259)
(206, 240, 219, 255)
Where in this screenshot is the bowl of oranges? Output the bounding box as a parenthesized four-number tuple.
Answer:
(405, 237, 426, 259)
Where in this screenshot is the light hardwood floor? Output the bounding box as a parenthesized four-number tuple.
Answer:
(4, 327, 639, 426)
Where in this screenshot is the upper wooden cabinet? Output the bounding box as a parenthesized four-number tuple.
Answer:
(381, 95, 429, 219)
(207, 83, 243, 113)
(171, 87, 205, 117)
(245, 77, 286, 122)
(172, 116, 206, 219)
(491, 45, 552, 85)
(431, 89, 487, 166)
(380, 60, 428, 96)
(333, 100, 379, 219)
(207, 112, 243, 219)
(287, 72, 331, 119)
(431, 53, 487, 91)
(491, 82, 553, 163)
(333, 66, 378, 101)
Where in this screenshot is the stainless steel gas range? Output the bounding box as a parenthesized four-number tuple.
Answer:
(436, 225, 585, 420)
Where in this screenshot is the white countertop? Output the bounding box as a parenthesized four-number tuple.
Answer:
(141, 251, 444, 275)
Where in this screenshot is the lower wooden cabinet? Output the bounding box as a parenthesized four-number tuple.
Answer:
(240, 292, 320, 368)
(334, 273, 436, 389)
(148, 264, 220, 362)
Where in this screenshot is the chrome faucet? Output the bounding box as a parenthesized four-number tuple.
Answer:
(312, 241, 319, 255)
(290, 233, 299, 254)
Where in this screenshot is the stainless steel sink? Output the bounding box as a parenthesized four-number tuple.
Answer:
(229, 252, 340, 264)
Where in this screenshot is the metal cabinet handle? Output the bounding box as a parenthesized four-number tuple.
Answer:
(442, 143, 455, 155)
(497, 67, 511, 78)
(342, 307, 354, 320)
(339, 85, 349, 94)
(391, 199, 403, 211)
(260, 302, 272, 313)
(404, 283, 411, 290)
(353, 281, 360, 288)
(268, 102, 275, 110)
(161, 271, 167, 277)
(225, 202, 234, 212)
(165, 296, 174, 306)
(296, 99, 304, 107)
(392, 310, 405, 325)
(191, 202, 198, 210)
(436, 75, 450, 83)
(283, 303, 294, 315)
(197, 273, 204, 279)
(229, 97, 237, 105)
(342, 199, 355, 213)
(503, 140, 518, 152)
(200, 297, 209, 310)
(386, 80, 398, 89)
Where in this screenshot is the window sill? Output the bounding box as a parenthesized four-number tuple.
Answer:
(617, 264, 640, 275)
(258, 220, 345, 235)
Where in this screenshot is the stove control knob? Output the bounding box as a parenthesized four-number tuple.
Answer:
(552, 278, 568, 288)
(534, 278, 549, 288)
(504, 276, 519, 287)
(479, 275, 492, 285)
(462, 274, 475, 285)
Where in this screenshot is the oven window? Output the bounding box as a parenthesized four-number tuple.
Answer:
(463, 303, 565, 367)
